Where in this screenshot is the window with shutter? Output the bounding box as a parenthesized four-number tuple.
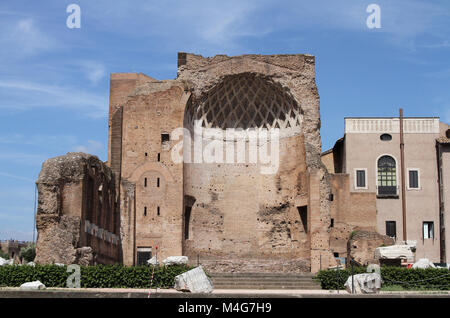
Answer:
(356, 170, 366, 188)
(423, 222, 434, 239)
(386, 221, 396, 238)
(408, 169, 419, 189)
(136, 247, 152, 265)
(355, 169, 367, 189)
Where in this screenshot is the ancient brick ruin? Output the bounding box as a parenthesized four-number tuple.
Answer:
(35, 53, 378, 272)
(35, 153, 120, 265)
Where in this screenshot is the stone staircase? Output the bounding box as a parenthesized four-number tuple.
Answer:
(210, 272, 322, 290)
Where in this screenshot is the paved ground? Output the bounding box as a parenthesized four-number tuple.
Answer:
(1, 287, 449, 298)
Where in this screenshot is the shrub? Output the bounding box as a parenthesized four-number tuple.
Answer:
(0, 264, 194, 288)
(315, 266, 450, 290)
(20, 243, 36, 263)
(381, 266, 450, 290)
(314, 267, 366, 290)
(349, 230, 359, 240)
(0, 250, 9, 260)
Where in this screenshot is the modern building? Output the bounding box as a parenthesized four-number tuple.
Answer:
(322, 117, 450, 263)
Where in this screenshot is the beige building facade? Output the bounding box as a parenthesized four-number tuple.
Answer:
(323, 117, 450, 264)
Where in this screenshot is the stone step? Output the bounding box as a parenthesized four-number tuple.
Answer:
(209, 272, 315, 278)
(212, 280, 320, 286)
(213, 285, 322, 290)
(209, 272, 321, 290)
(213, 283, 321, 288)
(212, 278, 317, 283)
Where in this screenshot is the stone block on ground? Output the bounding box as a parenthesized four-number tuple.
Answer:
(344, 273, 382, 294)
(75, 247, 95, 266)
(0, 257, 13, 266)
(174, 266, 214, 293)
(412, 258, 436, 269)
(20, 281, 46, 290)
(147, 256, 159, 266)
(374, 243, 416, 262)
(163, 256, 188, 266)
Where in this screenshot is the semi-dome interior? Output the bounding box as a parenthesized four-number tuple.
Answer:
(184, 73, 303, 132)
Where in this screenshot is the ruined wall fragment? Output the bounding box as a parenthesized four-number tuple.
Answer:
(35, 152, 120, 265)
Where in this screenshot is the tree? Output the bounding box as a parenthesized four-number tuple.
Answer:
(0, 250, 9, 259)
(20, 243, 36, 263)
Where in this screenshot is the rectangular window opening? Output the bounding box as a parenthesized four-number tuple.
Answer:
(409, 170, 419, 189)
(297, 206, 308, 233)
(423, 221, 434, 239)
(144, 178, 147, 187)
(356, 169, 366, 188)
(157, 206, 160, 216)
(386, 221, 396, 238)
(137, 247, 152, 266)
(184, 206, 192, 240)
(86, 177, 94, 221)
(144, 206, 147, 216)
(161, 133, 170, 144)
(157, 177, 160, 188)
(157, 153, 161, 162)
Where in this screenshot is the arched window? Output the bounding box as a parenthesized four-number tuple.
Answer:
(377, 155, 397, 196)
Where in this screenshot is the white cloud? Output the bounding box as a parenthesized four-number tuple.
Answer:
(77, 61, 107, 85)
(0, 18, 56, 57)
(0, 80, 108, 117)
(0, 152, 46, 166)
(0, 134, 78, 148)
(0, 172, 34, 183)
(0, 229, 33, 241)
(421, 40, 450, 49)
(83, 0, 272, 52)
(74, 140, 103, 154)
(83, 0, 450, 52)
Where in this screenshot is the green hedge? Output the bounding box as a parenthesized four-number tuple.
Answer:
(0, 264, 194, 288)
(0, 250, 9, 259)
(315, 266, 450, 290)
(314, 267, 367, 290)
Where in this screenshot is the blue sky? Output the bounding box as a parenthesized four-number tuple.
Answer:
(0, 0, 449, 241)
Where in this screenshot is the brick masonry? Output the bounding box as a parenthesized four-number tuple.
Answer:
(36, 53, 383, 272)
(109, 53, 337, 272)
